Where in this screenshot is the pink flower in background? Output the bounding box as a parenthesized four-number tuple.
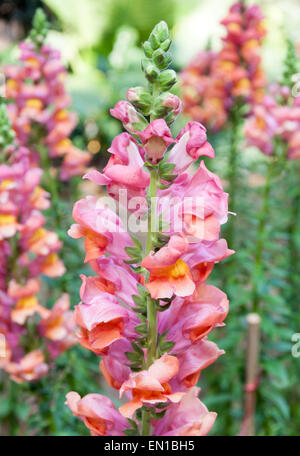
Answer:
(5, 349, 49, 383)
(181, 2, 266, 130)
(245, 88, 300, 160)
(0, 143, 73, 382)
(38, 294, 77, 359)
(5, 41, 91, 180)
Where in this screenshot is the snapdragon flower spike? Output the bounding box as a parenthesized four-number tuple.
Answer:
(4, 9, 90, 181)
(181, 2, 266, 130)
(0, 108, 76, 383)
(66, 21, 232, 436)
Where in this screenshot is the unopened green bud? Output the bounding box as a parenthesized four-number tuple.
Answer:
(142, 59, 160, 82)
(160, 38, 171, 52)
(143, 41, 153, 58)
(149, 32, 160, 50)
(158, 69, 177, 91)
(127, 87, 152, 115)
(153, 21, 169, 43)
(152, 48, 172, 70)
(153, 50, 171, 70)
(30, 8, 49, 48)
(152, 95, 170, 118)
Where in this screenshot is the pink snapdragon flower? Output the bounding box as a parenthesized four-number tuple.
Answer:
(68, 196, 133, 263)
(75, 289, 138, 355)
(142, 235, 195, 299)
(119, 354, 184, 418)
(66, 21, 232, 436)
(167, 122, 214, 174)
(66, 392, 128, 436)
(110, 101, 148, 134)
(138, 119, 174, 163)
(153, 387, 216, 436)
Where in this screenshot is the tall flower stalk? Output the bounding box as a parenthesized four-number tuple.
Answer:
(5, 9, 91, 211)
(180, 2, 266, 288)
(0, 105, 76, 384)
(66, 22, 233, 437)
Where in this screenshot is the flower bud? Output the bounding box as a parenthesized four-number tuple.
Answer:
(149, 33, 160, 50)
(160, 38, 171, 52)
(159, 70, 177, 91)
(127, 87, 152, 115)
(110, 101, 148, 134)
(162, 93, 182, 115)
(143, 40, 153, 58)
(152, 94, 181, 124)
(152, 49, 171, 70)
(153, 21, 169, 43)
(142, 59, 160, 82)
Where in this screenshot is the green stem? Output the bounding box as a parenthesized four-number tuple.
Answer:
(37, 144, 61, 228)
(141, 409, 151, 436)
(286, 166, 300, 305)
(8, 381, 19, 436)
(141, 167, 158, 436)
(227, 114, 240, 250)
(252, 158, 274, 313)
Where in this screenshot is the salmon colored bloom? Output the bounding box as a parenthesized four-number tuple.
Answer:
(142, 235, 195, 299)
(119, 354, 184, 418)
(74, 289, 138, 355)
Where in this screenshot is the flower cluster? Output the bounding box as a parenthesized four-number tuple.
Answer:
(0, 108, 76, 383)
(4, 10, 90, 180)
(66, 22, 233, 436)
(245, 84, 300, 159)
(181, 2, 266, 130)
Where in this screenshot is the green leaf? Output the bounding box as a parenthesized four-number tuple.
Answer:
(0, 398, 11, 418)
